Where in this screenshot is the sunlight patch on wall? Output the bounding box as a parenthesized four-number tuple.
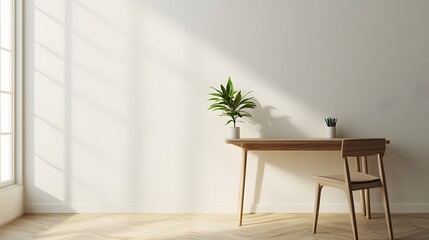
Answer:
(34, 3, 65, 57)
(34, 155, 66, 201)
(34, 67, 65, 130)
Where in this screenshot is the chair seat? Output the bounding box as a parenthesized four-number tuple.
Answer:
(315, 172, 380, 183)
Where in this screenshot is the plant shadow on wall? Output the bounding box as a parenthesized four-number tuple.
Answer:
(249, 99, 302, 139)
(247, 100, 306, 213)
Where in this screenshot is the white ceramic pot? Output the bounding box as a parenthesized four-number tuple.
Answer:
(229, 127, 240, 139)
(327, 127, 336, 138)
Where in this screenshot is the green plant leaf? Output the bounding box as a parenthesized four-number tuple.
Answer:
(239, 96, 255, 105)
(227, 77, 234, 96)
(240, 111, 252, 117)
(220, 84, 227, 96)
(208, 104, 229, 111)
(234, 91, 242, 109)
(238, 103, 256, 110)
(209, 86, 222, 94)
(225, 119, 234, 125)
(209, 92, 222, 97)
(208, 98, 222, 102)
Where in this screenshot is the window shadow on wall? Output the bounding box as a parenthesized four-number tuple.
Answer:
(27, 0, 144, 215)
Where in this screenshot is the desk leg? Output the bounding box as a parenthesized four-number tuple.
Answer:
(238, 148, 248, 226)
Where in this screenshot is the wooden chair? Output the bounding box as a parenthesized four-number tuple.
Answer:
(312, 138, 394, 240)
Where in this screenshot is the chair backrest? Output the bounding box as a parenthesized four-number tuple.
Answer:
(341, 138, 386, 158)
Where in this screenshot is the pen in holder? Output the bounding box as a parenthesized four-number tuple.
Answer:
(324, 117, 337, 138)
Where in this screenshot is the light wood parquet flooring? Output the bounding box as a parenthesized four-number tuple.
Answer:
(0, 213, 428, 240)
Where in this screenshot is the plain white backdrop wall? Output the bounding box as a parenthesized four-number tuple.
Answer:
(24, 0, 429, 213)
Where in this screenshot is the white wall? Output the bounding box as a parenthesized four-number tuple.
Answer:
(24, 0, 429, 213)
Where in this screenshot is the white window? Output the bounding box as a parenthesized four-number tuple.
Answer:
(0, 0, 15, 188)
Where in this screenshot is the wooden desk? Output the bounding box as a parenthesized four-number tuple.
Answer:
(226, 138, 390, 226)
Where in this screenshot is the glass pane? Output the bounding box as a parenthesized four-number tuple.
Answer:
(1, 49, 13, 91)
(1, 93, 12, 133)
(1, 0, 13, 50)
(0, 135, 13, 182)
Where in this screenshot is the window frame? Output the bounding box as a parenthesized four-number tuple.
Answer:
(0, 0, 16, 189)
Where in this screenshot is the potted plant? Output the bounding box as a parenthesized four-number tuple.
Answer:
(208, 77, 257, 139)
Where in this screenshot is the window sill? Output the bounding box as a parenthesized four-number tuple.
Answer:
(0, 184, 23, 193)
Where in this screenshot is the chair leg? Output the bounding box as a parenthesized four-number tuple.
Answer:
(378, 156, 394, 239)
(356, 157, 366, 216)
(360, 190, 366, 216)
(365, 189, 371, 219)
(313, 183, 323, 233)
(362, 156, 371, 219)
(381, 186, 394, 239)
(346, 189, 359, 240)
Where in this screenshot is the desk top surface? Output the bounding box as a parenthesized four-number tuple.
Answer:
(226, 138, 390, 151)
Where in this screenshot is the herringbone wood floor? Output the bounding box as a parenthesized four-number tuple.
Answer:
(0, 213, 428, 239)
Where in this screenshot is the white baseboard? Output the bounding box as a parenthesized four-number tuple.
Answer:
(24, 203, 236, 213)
(0, 185, 24, 225)
(248, 203, 429, 213)
(24, 203, 429, 214)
